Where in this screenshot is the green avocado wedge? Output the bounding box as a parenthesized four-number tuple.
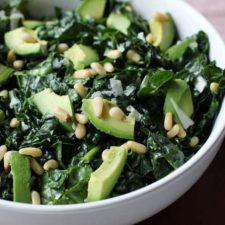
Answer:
(10, 151, 31, 203)
(107, 13, 131, 35)
(149, 12, 175, 51)
(87, 146, 128, 202)
(77, 0, 107, 20)
(164, 79, 194, 125)
(31, 88, 74, 131)
(64, 44, 99, 70)
(23, 20, 45, 29)
(82, 99, 135, 139)
(4, 27, 47, 56)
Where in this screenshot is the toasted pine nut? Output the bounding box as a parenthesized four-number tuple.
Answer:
(109, 106, 125, 121)
(126, 5, 133, 12)
(177, 125, 187, 138)
(0, 145, 7, 161)
(107, 50, 122, 59)
(74, 83, 87, 98)
(75, 113, 88, 124)
(152, 12, 169, 22)
(19, 147, 42, 158)
(31, 191, 41, 205)
(126, 141, 147, 154)
(167, 124, 180, 139)
(102, 149, 110, 161)
(43, 159, 59, 171)
(4, 151, 12, 172)
(13, 60, 24, 70)
(104, 62, 115, 73)
(22, 32, 38, 43)
(7, 50, 16, 64)
(91, 62, 106, 75)
(126, 50, 141, 62)
(73, 69, 95, 79)
(30, 158, 44, 175)
(164, 112, 173, 131)
(10, 118, 19, 128)
(146, 33, 156, 44)
(189, 136, 199, 147)
(57, 43, 69, 54)
(54, 107, 71, 122)
(93, 96, 104, 118)
(75, 123, 86, 139)
(130, 143, 146, 154)
(0, 90, 9, 99)
(210, 82, 219, 94)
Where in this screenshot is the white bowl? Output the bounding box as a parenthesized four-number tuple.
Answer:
(0, 0, 225, 225)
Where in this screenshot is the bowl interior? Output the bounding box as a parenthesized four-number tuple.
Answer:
(0, 0, 225, 211)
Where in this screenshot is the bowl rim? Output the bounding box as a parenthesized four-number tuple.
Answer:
(0, 0, 225, 212)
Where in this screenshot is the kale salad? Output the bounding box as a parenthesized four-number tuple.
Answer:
(0, 0, 224, 205)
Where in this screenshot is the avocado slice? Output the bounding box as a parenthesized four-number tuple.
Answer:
(10, 151, 31, 203)
(166, 36, 196, 61)
(4, 27, 47, 56)
(23, 20, 45, 29)
(64, 44, 99, 70)
(107, 13, 131, 35)
(82, 99, 135, 139)
(87, 146, 128, 201)
(0, 64, 14, 87)
(31, 88, 74, 131)
(77, 0, 107, 20)
(149, 13, 175, 51)
(164, 79, 194, 124)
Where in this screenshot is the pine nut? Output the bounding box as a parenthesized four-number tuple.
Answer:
(10, 118, 19, 128)
(74, 83, 87, 98)
(31, 191, 41, 205)
(73, 69, 95, 79)
(126, 5, 133, 12)
(164, 112, 173, 131)
(30, 158, 44, 175)
(107, 50, 122, 59)
(93, 96, 104, 118)
(75, 113, 88, 124)
(126, 50, 141, 62)
(102, 149, 110, 161)
(4, 151, 12, 172)
(91, 62, 106, 75)
(0, 90, 9, 99)
(126, 141, 147, 154)
(22, 32, 38, 43)
(7, 50, 16, 64)
(13, 60, 24, 70)
(120, 143, 129, 150)
(0, 145, 7, 161)
(210, 82, 219, 94)
(43, 159, 59, 171)
(75, 123, 86, 139)
(19, 147, 42, 158)
(104, 62, 115, 73)
(57, 43, 69, 54)
(177, 125, 187, 138)
(146, 33, 156, 44)
(189, 136, 199, 147)
(152, 12, 169, 22)
(54, 107, 71, 122)
(167, 124, 180, 139)
(109, 106, 125, 121)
